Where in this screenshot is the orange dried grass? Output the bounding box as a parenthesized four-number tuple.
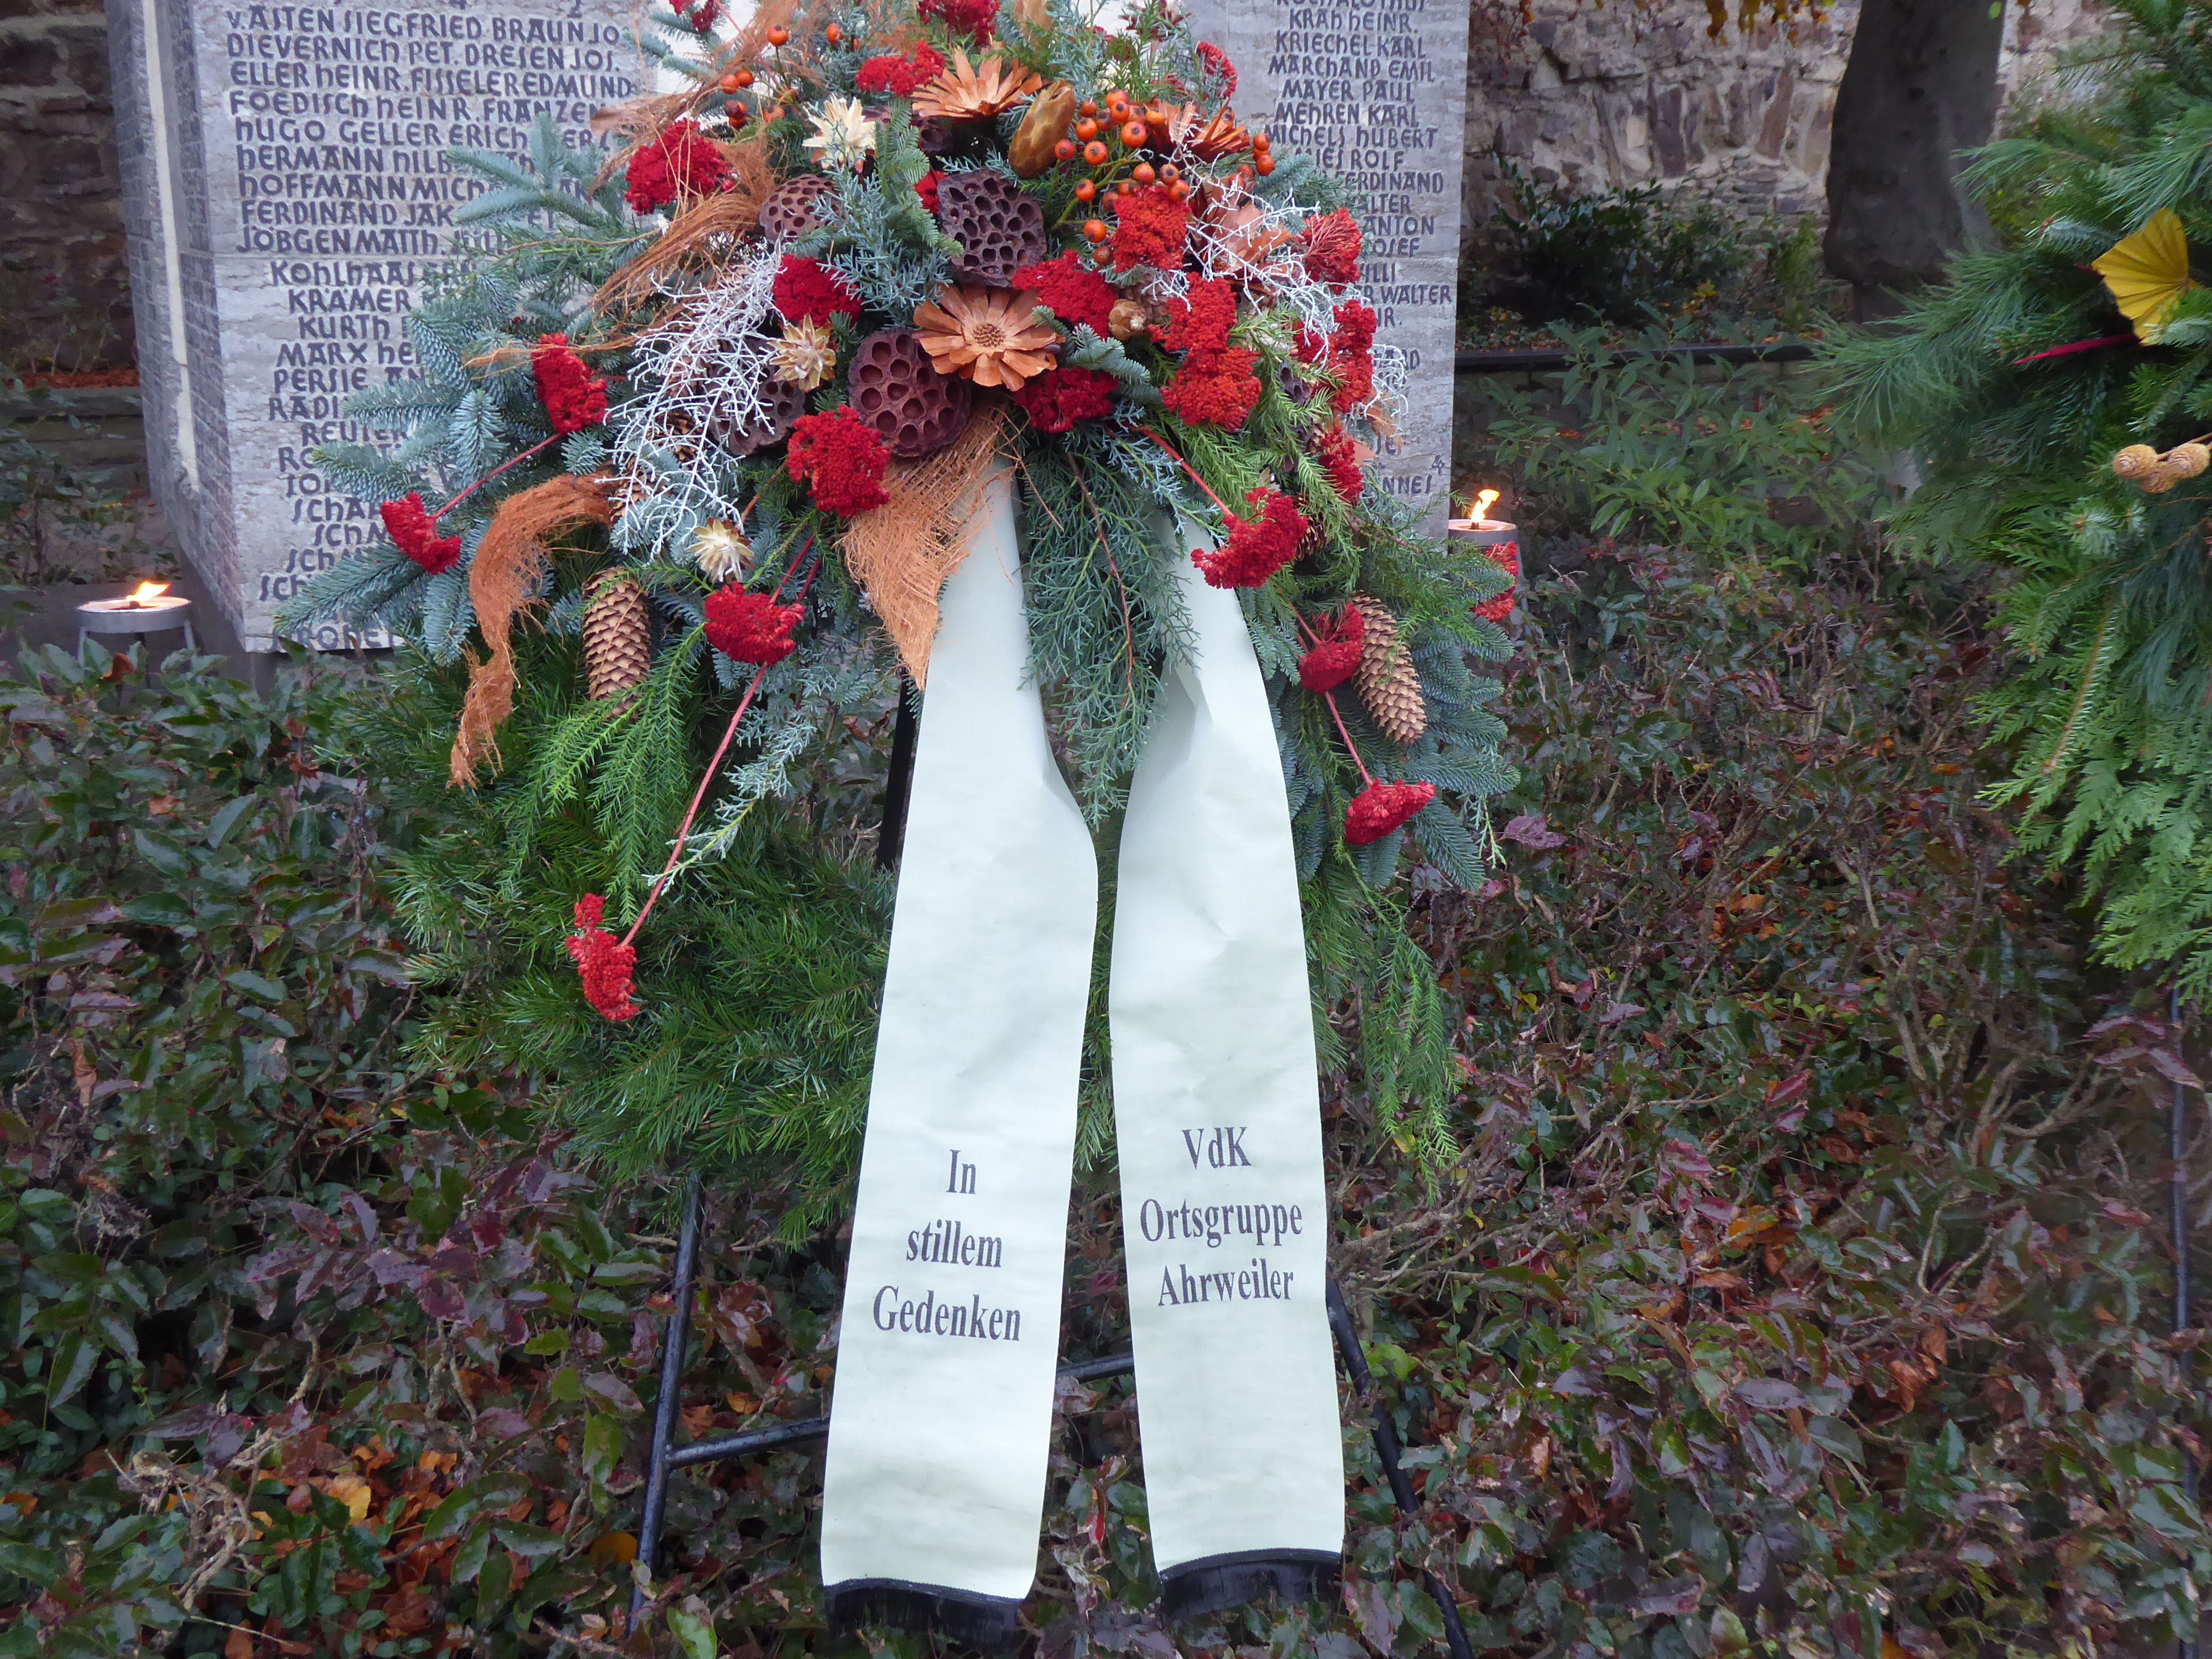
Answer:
(450, 474, 619, 788)
(839, 408, 1009, 686)
(593, 136, 778, 326)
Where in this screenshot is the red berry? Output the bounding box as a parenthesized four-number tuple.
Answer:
(1119, 119, 1148, 147)
(1083, 218, 1108, 242)
(1056, 137, 1077, 162)
(1083, 139, 1109, 165)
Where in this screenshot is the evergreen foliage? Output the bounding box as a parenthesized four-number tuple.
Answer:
(1830, 0, 2212, 992)
(275, 0, 1517, 1198)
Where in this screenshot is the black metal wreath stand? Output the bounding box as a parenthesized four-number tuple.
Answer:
(629, 1176, 1471, 1659)
(627, 681, 1473, 1657)
(2177, 989, 2198, 1659)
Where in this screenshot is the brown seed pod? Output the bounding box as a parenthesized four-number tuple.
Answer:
(935, 170, 1050, 287)
(2112, 443, 2161, 479)
(1008, 82, 1076, 179)
(758, 174, 839, 242)
(1108, 297, 1151, 341)
(848, 327, 975, 457)
(582, 570, 651, 701)
(1348, 593, 1426, 745)
(708, 373, 809, 458)
(2168, 441, 2211, 480)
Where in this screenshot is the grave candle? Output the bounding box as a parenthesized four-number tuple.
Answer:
(1448, 487, 1515, 547)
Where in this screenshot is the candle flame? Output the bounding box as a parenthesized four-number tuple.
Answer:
(129, 582, 170, 603)
(1472, 488, 1500, 521)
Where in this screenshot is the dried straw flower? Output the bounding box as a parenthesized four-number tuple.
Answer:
(912, 285, 1058, 390)
(911, 50, 1044, 121)
(771, 320, 837, 390)
(688, 519, 752, 583)
(802, 97, 877, 171)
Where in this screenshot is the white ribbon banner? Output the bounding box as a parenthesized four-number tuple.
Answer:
(820, 472, 1099, 1644)
(822, 481, 1342, 1642)
(1108, 552, 1344, 1614)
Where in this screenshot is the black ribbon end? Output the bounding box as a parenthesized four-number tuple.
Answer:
(825, 1579, 1025, 1653)
(1159, 1550, 1343, 1624)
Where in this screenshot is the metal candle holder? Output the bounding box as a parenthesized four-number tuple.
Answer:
(75, 583, 196, 656)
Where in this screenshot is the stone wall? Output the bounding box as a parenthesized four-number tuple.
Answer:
(0, 0, 131, 372)
(1463, 0, 2112, 230)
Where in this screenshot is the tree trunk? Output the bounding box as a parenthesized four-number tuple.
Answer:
(1824, 0, 2007, 318)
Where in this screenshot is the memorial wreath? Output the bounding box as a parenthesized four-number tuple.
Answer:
(288, 0, 1515, 1634)
(287, 0, 1516, 1194)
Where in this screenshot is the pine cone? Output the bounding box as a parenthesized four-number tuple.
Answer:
(2112, 443, 2161, 480)
(1348, 593, 1425, 744)
(583, 570, 651, 700)
(2169, 441, 2211, 480)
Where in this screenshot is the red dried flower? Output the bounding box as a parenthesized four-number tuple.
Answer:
(1010, 251, 1117, 336)
(1193, 487, 1306, 589)
(857, 43, 947, 96)
(916, 169, 943, 215)
(1159, 276, 1237, 353)
(379, 493, 462, 575)
(1161, 346, 1261, 430)
(920, 0, 998, 41)
(1298, 604, 1364, 693)
(1301, 208, 1363, 290)
(787, 405, 891, 516)
(704, 586, 803, 664)
(1329, 299, 1376, 413)
(624, 120, 734, 212)
(773, 255, 863, 326)
(1313, 422, 1364, 502)
(1472, 540, 1520, 624)
(566, 894, 639, 1021)
(1010, 365, 1117, 433)
(1196, 40, 1237, 98)
(1343, 780, 1434, 846)
(1109, 184, 1191, 272)
(531, 333, 609, 435)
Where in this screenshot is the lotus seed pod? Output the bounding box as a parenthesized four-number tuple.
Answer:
(847, 327, 974, 457)
(935, 170, 1050, 286)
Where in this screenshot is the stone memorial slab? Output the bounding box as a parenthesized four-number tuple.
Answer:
(107, 0, 643, 650)
(1180, 0, 1470, 532)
